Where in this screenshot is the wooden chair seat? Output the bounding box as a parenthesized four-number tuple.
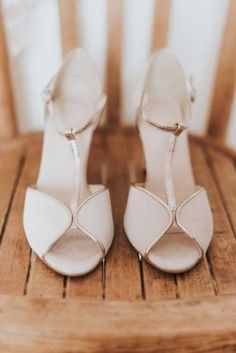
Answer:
(0, 129, 235, 352)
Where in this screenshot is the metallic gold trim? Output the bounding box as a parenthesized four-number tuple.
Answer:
(64, 129, 77, 140)
(41, 186, 109, 264)
(41, 253, 104, 277)
(129, 183, 173, 260)
(175, 186, 207, 259)
(137, 107, 187, 135)
(36, 76, 109, 272)
(75, 186, 110, 260)
(174, 122, 186, 136)
(128, 184, 206, 264)
(56, 95, 106, 137)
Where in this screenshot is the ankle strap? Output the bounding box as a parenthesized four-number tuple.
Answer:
(41, 75, 107, 136)
(138, 109, 187, 136)
(138, 75, 196, 135)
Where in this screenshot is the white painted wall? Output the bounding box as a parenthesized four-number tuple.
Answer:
(1, 0, 235, 148)
(2, 0, 62, 132)
(167, 0, 229, 135)
(76, 0, 107, 83)
(121, 0, 155, 125)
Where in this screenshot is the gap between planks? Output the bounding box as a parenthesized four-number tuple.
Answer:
(105, 132, 142, 300)
(0, 148, 24, 246)
(0, 145, 34, 295)
(23, 143, 65, 298)
(205, 145, 236, 238)
(192, 140, 236, 296)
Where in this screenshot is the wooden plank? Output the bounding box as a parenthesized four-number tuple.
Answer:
(0, 8, 16, 139)
(126, 132, 177, 300)
(191, 141, 236, 295)
(27, 254, 64, 298)
(22, 142, 64, 297)
(0, 147, 22, 238)
(204, 146, 236, 295)
(66, 132, 104, 298)
(0, 145, 39, 295)
(190, 140, 230, 233)
(208, 232, 236, 296)
(0, 295, 236, 352)
(207, 147, 236, 235)
(105, 132, 142, 300)
(67, 264, 103, 299)
(58, 0, 78, 55)
(207, 0, 236, 141)
(151, 0, 171, 51)
(142, 263, 177, 300)
(106, 0, 122, 126)
(177, 259, 216, 299)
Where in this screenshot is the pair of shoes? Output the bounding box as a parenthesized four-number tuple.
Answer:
(23, 48, 213, 276)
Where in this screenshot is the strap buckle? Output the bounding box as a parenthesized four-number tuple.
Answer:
(174, 122, 186, 136)
(64, 129, 77, 141)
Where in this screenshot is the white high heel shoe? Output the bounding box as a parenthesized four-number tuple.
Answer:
(23, 48, 114, 276)
(124, 49, 213, 273)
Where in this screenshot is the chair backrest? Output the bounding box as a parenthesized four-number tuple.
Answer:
(0, 0, 235, 146)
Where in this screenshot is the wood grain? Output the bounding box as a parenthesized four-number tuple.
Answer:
(0, 147, 22, 239)
(105, 132, 142, 300)
(22, 142, 64, 297)
(205, 146, 236, 295)
(151, 0, 171, 51)
(190, 142, 230, 233)
(58, 0, 78, 55)
(0, 131, 235, 351)
(175, 142, 217, 298)
(177, 259, 216, 298)
(27, 254, 64, 298)
(207, 147, 236, 235)
(67, 264, 103, 299)
(0, 8, 16, 139)
(106, 0, 122, 126)
(0, 145, 36, 295)
(207, 0, 236, 141)
(208, 232, 236, 296)
(0, 295, 236, 353)
(192, 141, 236, 295)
